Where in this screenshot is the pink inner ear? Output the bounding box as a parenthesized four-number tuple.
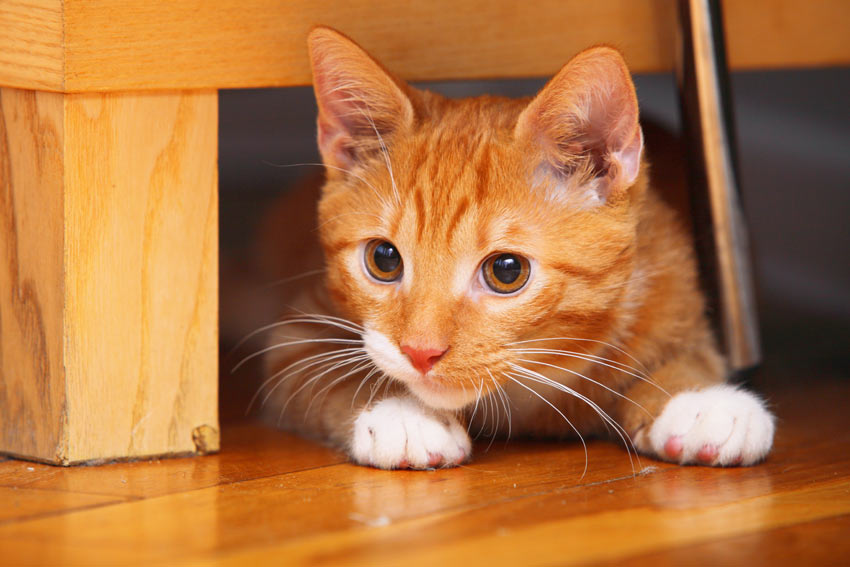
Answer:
(611, 127, 643, 187)
(516, 47, 643, 200)
(308, 29, 415, 170)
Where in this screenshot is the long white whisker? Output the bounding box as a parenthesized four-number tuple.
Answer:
(515, 358, 653, 418)
(505, 372, 588, 479)
(279, 354, 371, 421)
(282, 310, 366, 333)
(488, 368, 512, 441)
(509, 363, 640, 474)
(467, 378, 484, 435)
(357, 104, 401, 205)
(505, 336, 652, 378)
(508, 347, 651, 381)
(233, 338, 362, 373)
(263, 269, 326, 289)
(351, 366, 382, 409)
(250, 347, 365, 412)
(245, 348, 362, 415)
(304, 358, 374, 418)
(230, 315, 363, 361)
(509, 347, 669, 397)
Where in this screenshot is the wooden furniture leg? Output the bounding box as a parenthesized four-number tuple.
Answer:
(0, 87, 219, 465)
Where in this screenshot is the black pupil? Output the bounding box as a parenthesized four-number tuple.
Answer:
(492, 254, 522, 284)
(374, 242, 400, 273)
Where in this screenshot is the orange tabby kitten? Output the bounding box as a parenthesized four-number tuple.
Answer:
(258, 27, 774, 469)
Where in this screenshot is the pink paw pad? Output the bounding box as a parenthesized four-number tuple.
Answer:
(427, 453, 443, 467)
(664, 436, 684, 459)
(697, 444, 718, 463)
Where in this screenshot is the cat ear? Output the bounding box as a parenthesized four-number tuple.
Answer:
(515, 46, 643, 203)
(308, 27, 415, 170)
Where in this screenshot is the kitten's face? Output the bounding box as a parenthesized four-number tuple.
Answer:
(310, 29, 644, 410)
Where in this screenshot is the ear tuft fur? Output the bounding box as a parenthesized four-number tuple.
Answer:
(308, 27, 415, 170)
(515, 46, 643, 203)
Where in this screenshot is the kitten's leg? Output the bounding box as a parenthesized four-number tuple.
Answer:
(616, 351, 775, 466)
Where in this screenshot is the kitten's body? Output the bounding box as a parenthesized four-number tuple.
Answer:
(257, 28, 774, 469)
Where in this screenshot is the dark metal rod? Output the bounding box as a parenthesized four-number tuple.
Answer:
(676, 0, 762, 373)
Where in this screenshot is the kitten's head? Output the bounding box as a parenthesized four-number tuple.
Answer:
(309, 27, 645, 410)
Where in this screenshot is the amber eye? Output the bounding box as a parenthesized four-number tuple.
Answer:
(364, 240, 403, 282)
(482, 253, 531, 294)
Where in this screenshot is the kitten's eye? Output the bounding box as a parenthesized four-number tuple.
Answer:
(482, 253, 531, 294)
(364, 239, 403, 282)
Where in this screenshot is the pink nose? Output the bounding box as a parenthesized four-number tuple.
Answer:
(401, 345, 447, 374)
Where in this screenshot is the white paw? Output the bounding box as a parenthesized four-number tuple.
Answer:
(648, 385, 775, 466)
(351, 398, 472, 470)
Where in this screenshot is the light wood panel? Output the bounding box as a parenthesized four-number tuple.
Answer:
(0, 0, 63, 91)
(2, 0, 849, 93)
(0, 88, 67, 462)
(62, 90, 219, 463)
(0, 87, 219, 464)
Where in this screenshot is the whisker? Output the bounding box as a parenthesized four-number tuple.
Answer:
(514, 358, 653, 418)
(508, 346, 652, 382)
(488, 368, 512, 441)
(351, 366, 382, 408)
(509, 363, 640, 474)
(278, 354, 372, 422)
(505, 336, 653, 378)
(285, 310, 366, 334)
(504, 372, 588, 479)
(233, 337, 362, 373)
(304, 358, 375, 418)
(229, 315, 363, 362)
(467, 378, 484, 436)
(248, 347, 365, 413)
(263, 269, 326, 289)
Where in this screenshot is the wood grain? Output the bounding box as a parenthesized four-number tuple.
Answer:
(62, 90, 219, 463)
(0, 0, 63, 91)
(0, 486, 122, 524)
(0, 88, 219, 464)
(1, 1, 849, 93)
(608, 514, 850, 566)
(0, 380, 846, 564)
(0, 88, 67, 462)
(0, 423, 344, 498)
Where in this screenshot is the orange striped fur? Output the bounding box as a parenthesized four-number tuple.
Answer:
(259, 27, 738, 468)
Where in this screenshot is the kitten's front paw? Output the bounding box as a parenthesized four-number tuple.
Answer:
(648, 385, 775, 466)
(351, 398, 471, 470)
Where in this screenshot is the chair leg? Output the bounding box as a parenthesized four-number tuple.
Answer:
(0, 88, 219, 464)
(676, 0, 762, 373)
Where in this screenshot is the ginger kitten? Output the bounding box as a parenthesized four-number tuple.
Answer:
(257, 27, 775, 470)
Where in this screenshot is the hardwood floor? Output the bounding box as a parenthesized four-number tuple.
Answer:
(0, 375, 848, 565)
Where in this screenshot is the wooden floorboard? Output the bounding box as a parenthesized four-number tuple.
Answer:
(0, 487, 122, 525)
(0, 379, 847, 565)
(0, 423, 344, 499)
(607, 514, 850, 566)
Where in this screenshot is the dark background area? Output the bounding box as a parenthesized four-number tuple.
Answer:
(219, 67, 850, 389)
